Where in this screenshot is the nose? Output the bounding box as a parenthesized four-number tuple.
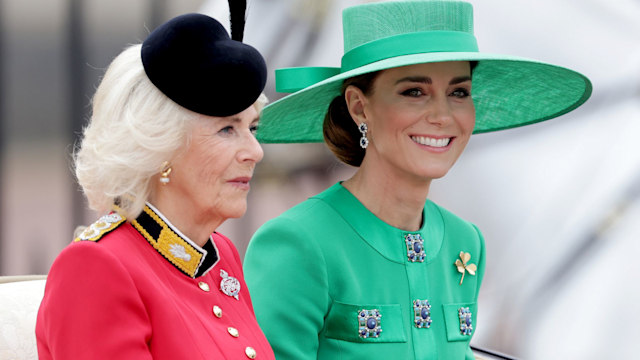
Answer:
(426, 95, 453, 126)
(240, 131, 264, 164)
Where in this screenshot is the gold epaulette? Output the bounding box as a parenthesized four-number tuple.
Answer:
(74, 213, 126, 242)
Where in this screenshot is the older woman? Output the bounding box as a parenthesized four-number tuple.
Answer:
(243, 1, 591, 359)
(36, 11, 274, 360)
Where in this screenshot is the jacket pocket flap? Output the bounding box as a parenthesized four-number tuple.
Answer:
(324, 301, 407, 343)
(442, 302, 477, 342)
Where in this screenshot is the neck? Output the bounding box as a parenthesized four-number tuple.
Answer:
(148, 186, 223, 247)
(343, 157, 431, 232)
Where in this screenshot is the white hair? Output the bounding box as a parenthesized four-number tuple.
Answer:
(74, 44, 268, 219)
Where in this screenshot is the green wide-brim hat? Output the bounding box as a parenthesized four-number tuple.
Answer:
(257, 0, 592, 143)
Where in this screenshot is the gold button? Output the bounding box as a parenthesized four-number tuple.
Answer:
(245, 346, 256, 359)
(227, 327, 239, 338)
(213, 305, 222, 318)
(198, 282, 210, 292)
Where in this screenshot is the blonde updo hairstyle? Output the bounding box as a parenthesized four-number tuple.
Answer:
(74, 44, 268, 219)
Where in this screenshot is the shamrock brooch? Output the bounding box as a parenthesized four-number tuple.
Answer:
(454, 252, 477, 285)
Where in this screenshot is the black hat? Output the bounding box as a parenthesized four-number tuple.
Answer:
(141, 13, 267, 117)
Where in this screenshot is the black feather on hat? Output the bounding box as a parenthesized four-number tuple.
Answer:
(141, 7, 266, 117)
(229, 0, 247, 41)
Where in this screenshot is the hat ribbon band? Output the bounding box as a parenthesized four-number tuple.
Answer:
(275, 31, 478, 93)
(341, 30, 478, 72)
(276, 66, 341, 93)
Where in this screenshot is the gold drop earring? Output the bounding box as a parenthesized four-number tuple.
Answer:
(160, 161, 172, 185)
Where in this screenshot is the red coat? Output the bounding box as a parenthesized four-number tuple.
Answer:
(36, 205, 274, 360)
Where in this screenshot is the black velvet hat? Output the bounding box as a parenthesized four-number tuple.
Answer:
(141, 13, 267, 117)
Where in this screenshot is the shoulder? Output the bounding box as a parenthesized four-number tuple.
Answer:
(41, 225, 140, 322)
(74, 212, 126, 242)
(427, 200, 485, 257)
(255, 198, 334, 237)
(51, 215, 138, 283)
(260, 185, 348, 231)
(247, 196, 333, 266)
(42, 219, 142, 308)
(53, 227, 132, 279)
(280, 196, 335, 221)
(38, 222, 150, 359)
(427, 200, 482, 236)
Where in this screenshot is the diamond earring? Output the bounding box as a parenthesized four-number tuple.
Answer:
(358, 122, 369, 149)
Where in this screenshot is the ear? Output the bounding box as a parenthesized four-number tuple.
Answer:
(344, 85, 368, 126)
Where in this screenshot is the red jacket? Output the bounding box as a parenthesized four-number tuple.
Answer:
(36, 205, 274, 360)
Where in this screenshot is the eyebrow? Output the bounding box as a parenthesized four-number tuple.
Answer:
(221, 116, 259, 124)
(395, 75, 472, 85)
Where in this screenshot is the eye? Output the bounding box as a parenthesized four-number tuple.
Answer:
(401, 88, 424, 97)
(250, 124, 259, 135)
(218, 125, 234, 135)
(450, 88, 470, 98)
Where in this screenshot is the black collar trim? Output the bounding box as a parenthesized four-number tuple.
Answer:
(130, 203, 219, 278)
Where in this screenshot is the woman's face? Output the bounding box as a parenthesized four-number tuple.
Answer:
(352, 61, 475, 182)
(169, 105, 263, 222)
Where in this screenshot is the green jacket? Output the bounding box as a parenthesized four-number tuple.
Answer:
(244, 183, 485, 359)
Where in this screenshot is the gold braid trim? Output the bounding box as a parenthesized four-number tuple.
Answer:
(74, 213, 126, 242)
(130, 205, 204, 278)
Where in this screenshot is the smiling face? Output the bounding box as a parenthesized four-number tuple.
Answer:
(166, 104, 264, 224)
(347, 61, 476, 183)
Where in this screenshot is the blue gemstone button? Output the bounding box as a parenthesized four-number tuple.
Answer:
(405, 233, 426, 262)
(458, 307, 473, 335)
(413, 300, 432, 328)
(358, 309, 382, 338)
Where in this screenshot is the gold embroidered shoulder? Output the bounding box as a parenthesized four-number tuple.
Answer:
(74, 213, 126, 242)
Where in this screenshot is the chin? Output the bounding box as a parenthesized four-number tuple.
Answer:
(428, 173, 448, 180)
(406, 160, 455, 180)
(413, 166, 451, 180)
(222, 204, 248, 219)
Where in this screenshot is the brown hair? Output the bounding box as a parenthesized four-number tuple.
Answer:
(322, 61, 477, 167)
(323, 71, 380, 167)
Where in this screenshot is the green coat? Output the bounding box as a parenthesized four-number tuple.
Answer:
(244, 183, 485, 359)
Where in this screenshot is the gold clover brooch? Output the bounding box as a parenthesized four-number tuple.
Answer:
(454, 252, 477, 285)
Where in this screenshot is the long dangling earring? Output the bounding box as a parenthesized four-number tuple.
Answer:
(160, 161, 172, 185)
(358, 122, 369, 149)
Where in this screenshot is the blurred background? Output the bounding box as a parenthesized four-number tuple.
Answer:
(1, 0, 638, 358)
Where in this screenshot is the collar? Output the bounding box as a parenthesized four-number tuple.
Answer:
(313, 183, 444, 264)
(130, 202, 219, 278)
